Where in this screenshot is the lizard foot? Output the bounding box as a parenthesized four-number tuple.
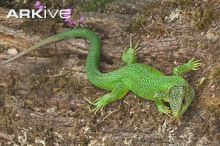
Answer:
(83, 84, 128, 114)
(122, 35, 141, 64)
(187, 58, 202, 71)
(156, 104, 172, 116)
(83, 96, 108, 114)
(90, 98, 108, 114)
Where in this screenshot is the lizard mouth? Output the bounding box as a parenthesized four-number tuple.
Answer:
(173, 96, 194, 119)
(178, 100, 186, 117)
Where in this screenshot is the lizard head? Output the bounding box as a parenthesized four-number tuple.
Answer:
(169, 84, 195, 119)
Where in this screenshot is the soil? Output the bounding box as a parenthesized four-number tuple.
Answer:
(0, 0, 219, 145)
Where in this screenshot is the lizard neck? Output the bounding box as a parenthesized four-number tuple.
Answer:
(164, 76, 188, 88)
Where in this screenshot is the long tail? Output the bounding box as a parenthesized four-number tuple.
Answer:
(1, 28, 102, 80)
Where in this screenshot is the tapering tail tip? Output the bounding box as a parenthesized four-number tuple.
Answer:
(0, 53, 24, 65)
(1, 58, 12, 65)
(1, 60, 10, 65)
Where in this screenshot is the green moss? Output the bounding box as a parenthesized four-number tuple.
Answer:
(192, 6, 213, 30)
(210, 65, 220, 84)
(21, 19, 58, 37)
(82, 0, 113, 12)
(23, 99, 34, 110)
(172, 0, 215, 31)
(126, 1, 172, 35)
(0, 103, 14, 134)
(127, 0, 216, 34)
(170, 0, 193, 9)
(126, 14, 146, 33)
(0, 96, 5, 107)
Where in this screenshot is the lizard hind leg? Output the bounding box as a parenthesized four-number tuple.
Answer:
(122, 35, 141, 65)
(88, 83, 129, 114)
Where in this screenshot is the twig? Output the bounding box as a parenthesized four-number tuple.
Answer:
(0, 132, 13, 142)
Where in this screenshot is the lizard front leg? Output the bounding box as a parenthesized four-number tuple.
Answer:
(154, 92, 172, 116)
(173, 58, 202, 77)
(88, 82, 129, 113)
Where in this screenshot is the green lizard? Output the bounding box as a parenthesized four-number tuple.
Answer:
(1, 28, 201, 119)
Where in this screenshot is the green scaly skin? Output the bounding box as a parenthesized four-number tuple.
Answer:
(0, 28, 202, 119)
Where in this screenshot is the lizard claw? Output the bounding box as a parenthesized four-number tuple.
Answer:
(163, 106, 172, 116)
(84, 96, 106, 114)
(156, 104, 172, 116)
(90, 105, 104, 114)
(187, 58, 202, 71)
(83, 96, 96, 105)
(129, 34, 141, 54)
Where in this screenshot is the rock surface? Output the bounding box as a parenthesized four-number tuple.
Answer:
(0, 1, 219, 145)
